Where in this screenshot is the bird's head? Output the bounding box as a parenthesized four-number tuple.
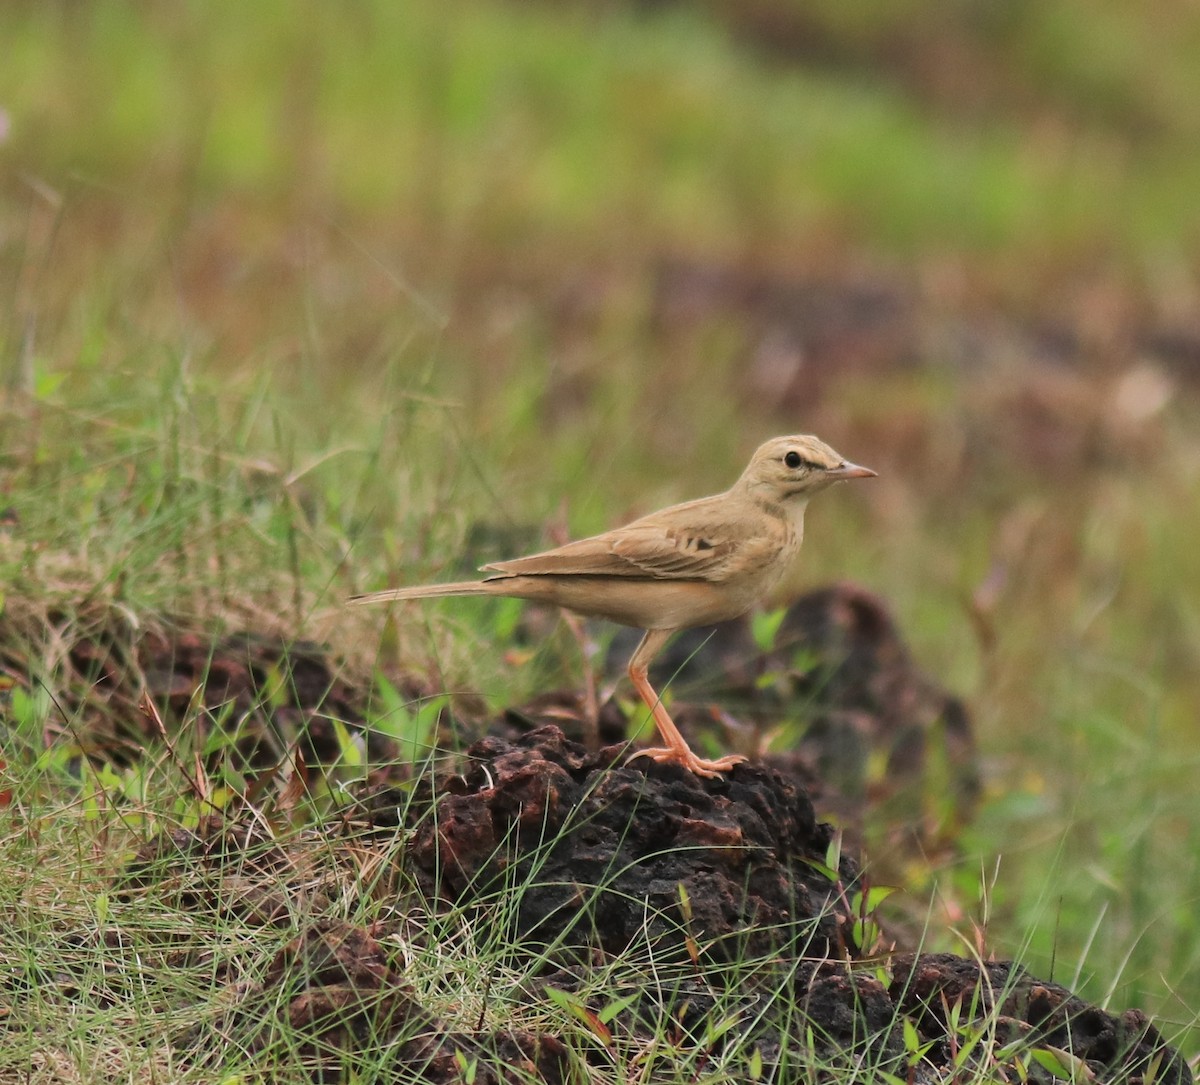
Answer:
(738, 435, 876, 500)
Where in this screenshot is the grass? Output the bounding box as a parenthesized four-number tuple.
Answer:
(5, 742, 1177, 1084)
(3, 0, 1200, 1077)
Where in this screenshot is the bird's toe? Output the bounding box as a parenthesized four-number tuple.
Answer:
(628, 745, 748, 778)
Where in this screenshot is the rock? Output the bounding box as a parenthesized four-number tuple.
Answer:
(889, 953, 1192, 1085)
(405, 725, 861, 963)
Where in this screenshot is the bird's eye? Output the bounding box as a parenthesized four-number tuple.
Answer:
(784, 450, 804, 469)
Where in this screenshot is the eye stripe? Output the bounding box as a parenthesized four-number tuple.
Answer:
(784, 450, 817, 470)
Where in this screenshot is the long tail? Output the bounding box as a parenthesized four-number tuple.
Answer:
(348, 581, 492, 607)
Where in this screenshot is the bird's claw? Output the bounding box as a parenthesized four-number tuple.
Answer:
(627, 746, 749, 779)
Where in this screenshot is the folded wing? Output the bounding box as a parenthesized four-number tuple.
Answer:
(484, 501, 779, 584)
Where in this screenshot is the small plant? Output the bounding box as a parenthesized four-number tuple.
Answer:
(368, 676, 445, 765)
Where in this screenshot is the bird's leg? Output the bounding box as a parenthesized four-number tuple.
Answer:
(624, 628, 747, 778)
(560, 609, 600, 748)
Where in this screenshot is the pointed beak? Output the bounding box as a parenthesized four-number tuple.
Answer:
(826, 461, 877, 480)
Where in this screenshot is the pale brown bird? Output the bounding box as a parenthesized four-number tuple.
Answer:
(350, 435, 875, 776)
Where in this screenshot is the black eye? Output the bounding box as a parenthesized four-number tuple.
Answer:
(784, 450, 804, 469)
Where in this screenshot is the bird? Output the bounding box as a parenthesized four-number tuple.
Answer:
(349, 435, 876, 777)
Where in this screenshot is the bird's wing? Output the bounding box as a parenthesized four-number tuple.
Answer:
(483, 532, 659, 579)
(484, 497, 782, 583)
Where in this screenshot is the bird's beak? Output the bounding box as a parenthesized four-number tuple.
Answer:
(826, 461, 877, 480)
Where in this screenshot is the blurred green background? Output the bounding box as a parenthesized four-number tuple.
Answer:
(3, 0, 1200, 1053)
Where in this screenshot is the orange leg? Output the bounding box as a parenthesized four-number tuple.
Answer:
(623, 628, 747, 778)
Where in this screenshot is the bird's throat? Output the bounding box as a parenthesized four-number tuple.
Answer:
(752, 494, 807, 554)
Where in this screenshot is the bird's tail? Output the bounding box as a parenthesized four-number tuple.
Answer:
(348, 581, 491, 607)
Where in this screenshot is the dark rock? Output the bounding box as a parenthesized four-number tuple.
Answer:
(238, 919, 570, 1085)
(405, 726, 860, 963)
(890, 953, 1192, 1085)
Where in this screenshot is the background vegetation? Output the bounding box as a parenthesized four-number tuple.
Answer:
(2, 0, 1199, 1076)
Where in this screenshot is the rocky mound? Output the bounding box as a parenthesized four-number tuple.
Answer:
(107, 728, 1189, 1084)
(400, 727, 859, 963)
(5, 585, 1190, 1081)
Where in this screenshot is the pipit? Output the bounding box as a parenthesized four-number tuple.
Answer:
(350, 435, 876, 777)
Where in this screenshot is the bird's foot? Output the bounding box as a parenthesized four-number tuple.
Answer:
(626, 745, 748, 779)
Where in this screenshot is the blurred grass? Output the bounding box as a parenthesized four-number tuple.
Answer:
(2, 0, 1200, 1063)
